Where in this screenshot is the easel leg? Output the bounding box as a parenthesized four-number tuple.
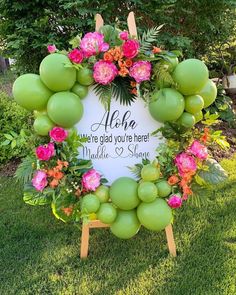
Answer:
(80, 223, 90, 259)
(165, 224, 177, 257)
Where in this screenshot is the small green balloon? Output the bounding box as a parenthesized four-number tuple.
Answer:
(138, 182, 157, 203)
(185, 94, 204, 114)
(94, 185, 110, 203)
(47, 92, 83, 128)
(33, 114, 55, 136)
(77, 68, 94, 86)
(173, 59, 209, 95)
(161, 56, 179, 72)
(194, 110, 203, 123)
(110, 177, 139, 210)
(82, 194, 100, 213)
(110, 209, 141, 239)
(40, 53, 76, 91)
(71, 83, 89, 99)
(178, 112, 196, 128)
(156, 180, 172, 198)
(137, 198, 172, 231)
(141, 164, 160, 182)
(198, 79, 217, 108)
(13, 74, 53, 111)
(34, 110, 47, 118)
(97, 203, 117, 224)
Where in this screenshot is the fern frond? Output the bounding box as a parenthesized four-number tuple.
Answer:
(112, 76, 136, 106)
(140, 25, 164, 53)
(153, 62, 176, 89)
(14, 156, 35, 184)
(128, 164, 143, 179)
(94, 83, 112, 110)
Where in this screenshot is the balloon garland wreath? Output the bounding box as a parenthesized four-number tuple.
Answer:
(14, 24, 228, 239)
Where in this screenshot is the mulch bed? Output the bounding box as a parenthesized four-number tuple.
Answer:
(0, 158, 21, 177)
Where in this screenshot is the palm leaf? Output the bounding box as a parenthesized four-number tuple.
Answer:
(112, 76, 136, 106)
(94, 83, 112, 110)
(14, 156, 35, 184)
(140, 25, 164, 53)
(128, 163, 143, 179)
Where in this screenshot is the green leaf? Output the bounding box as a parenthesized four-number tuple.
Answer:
(11, 140, 17, 149)
(23, 189, 51, 206)
(4, 134, 13, 140)
(1, 140, 10, 146)
(94, 83, 112, 110)
(199, 159, 228, 186)
(140, 25, 164, 53)
(112, 76, 136, 106)
(15, 156, 35, 184)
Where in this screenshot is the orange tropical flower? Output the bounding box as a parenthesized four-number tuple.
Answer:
(131, 88, 137, 95)
(182, 185, 193, 195)
(200, 128, 210, 143)
(50, 179, 59, 188)
(130, 81, 137, 88)
(119, 67, 129, 77)
(152, 46, 162, 54)
(75, 188, 81, 197)
(62, 206, 73, 216)
(103, 52, 114, 62)
(124, 59, 133, 67)
(168, 175, 179, 185)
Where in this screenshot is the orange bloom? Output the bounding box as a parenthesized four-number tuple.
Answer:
(53, 171, 64, 180)
(56, 160, 69, 170)
(131, 88, 137, 95)
(152, 46, 162, 54)
(182, 185, 193, 195)
(62, 206, 73, 216)
(200, 128, 210, 143)
(124, 59, 133, 67)
(103, 52, 114, 62)
(75, 188, 81, 197)
(50, 179, 59, 188)
(168, 175, 179, 185)
(47, 169, 55, 177)
(130, 81, 137, 88)
(119, 67, 129, 77)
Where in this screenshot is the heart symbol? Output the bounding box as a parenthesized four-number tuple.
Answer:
(115, 147, 124, 157)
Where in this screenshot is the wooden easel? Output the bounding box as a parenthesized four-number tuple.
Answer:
(80, 12, 177, 259)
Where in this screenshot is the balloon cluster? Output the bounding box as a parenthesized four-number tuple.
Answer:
(13, 53, 93, 135)
(149, 58, 217, 128)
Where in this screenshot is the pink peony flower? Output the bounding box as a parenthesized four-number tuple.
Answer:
(168, 195, 182, 208)
(82, 169, 101, 191)
(32, 170, 48, 191)
(122, 39, 140, 58)
(119, 31, 129, 40)
(93, 60, 118, 85)
(188, 140, 208, 160)
(129, 61, 152, 83)
(175, 152, 197, 176)
(47, 45, 57, 53)
(49, 127, 68, 143)
(80, 32, 109, 57)
(68, 48, 84, 64)
(36, 143, 55, 161)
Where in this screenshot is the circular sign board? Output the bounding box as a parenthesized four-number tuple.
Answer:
(76, 90, 163, 183)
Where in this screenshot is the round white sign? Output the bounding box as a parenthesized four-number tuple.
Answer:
(76, 90, 163, 183)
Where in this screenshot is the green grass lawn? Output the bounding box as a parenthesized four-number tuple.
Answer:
(1, 156, 236, 295)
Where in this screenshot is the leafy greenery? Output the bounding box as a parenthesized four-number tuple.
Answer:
(139, 25, 163, 53)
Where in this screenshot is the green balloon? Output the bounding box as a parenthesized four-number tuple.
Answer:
(156, 180, 172, 198)
(178, 112, 196, 128)
(137, 198, 172, 231)
(47, 92, 83, 128)
(173, 59, 209, 95)
(185, 94, 204, 114)
(33, 114, 55, 136)
(194, 110, 203, 123)
(77, 68, 94, 86)
(71, 83, 89, 99)
(82, 194, 100, 213)
(13, 74, 53, 111)
(40, 53, 76, 91)
(34, 110, 47, 118)
(110, 177, 139, 210)
(161, 56, 179, 72)
(198, 79, 217, 108)
(97, 203, 117, 224)
(94, 185, 110, 203)
(141, 164, 160, 181)
(149, 88, 185, 122)
(138, 182, 157, 203)
(110, 209, 141, 239)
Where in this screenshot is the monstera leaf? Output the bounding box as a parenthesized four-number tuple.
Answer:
(23, 185, 53, 206)
(199, 159, 228, 185)
(51, 194, 78, 222)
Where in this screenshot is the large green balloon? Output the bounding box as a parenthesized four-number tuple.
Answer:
(156, 180, 172, 198)
(137, 198, 172, 231)
(173, 59, 209, 95)
(110, 209, 141, 239)
(198, 79, 217, 108)
(110, 177, 139, 210)
(33, 114, 55, 136)
(149, 88, 185, 122)
(71, 83, 88, 99)
(13, 74, 53, 111)
(47, 92, 83, 128)
(39, 53, 76, 91)
(97, 203, 117, 224)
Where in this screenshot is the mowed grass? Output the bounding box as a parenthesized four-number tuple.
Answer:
(1, 156, 236, 295)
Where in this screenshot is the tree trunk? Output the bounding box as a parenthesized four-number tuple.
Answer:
(0, 56, 9, 73)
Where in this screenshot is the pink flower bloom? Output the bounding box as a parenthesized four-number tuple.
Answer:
(122, 39, 140, 58)
(82, 169, 101, 191)
(68, 49, 83, 64)
(36, 143, 55, 161)
(175, 152, 197, 176)
(80, 32, 109, 57)
(32, 170, 48, 191)
(119, 31, 129, 40)
(129, 61, 152, 83)
(93, 60, 118, 85)
(49, 127, 68, 142)
(168, 195, 182, 208)
(188, 140, 208, 160)
(47, 45, 57, 53)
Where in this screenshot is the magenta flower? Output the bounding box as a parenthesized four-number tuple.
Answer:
(122, 39, 140, 58)
(80, 32, 109, 57)
(32, 170, 48, 191)
(188, 140, 208, 160)
(119, 31, 129, 40)
(129, 61, 152, 83)
(93, 60, 118, 85)
(49, 127, 68, 143)
(68, 49, 84, 64)
(36, 143, 55, 161)
(47, 45, 57, 54)
(175, 152, 197, 176)
(82, 169, 101, 191)
(168, 195, 182, 208)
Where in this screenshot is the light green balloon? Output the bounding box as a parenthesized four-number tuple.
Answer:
(138, 182, 157, 203)
(141, 164, 160, 182)
(40, 53, 76, 91)
(178, 112, 196, 128)
(71, 83, 89, 99)
(110, 177, 139, 210)
(77, 68, 94, 86)
(82, 194, 100, 213)
(198, 79, 217, 108)
(47, 92, 83, 128)
(156, 180, 172, 198)
(33, 114, 55, 136)
(13, 74, 53, 111)
(185, 94, 204, 114)
(97, 203, 117, 224)
(137, 198, 172, 231)
(194, 110, 203, 123)
(149, 88, 185, 122)
(110, 209, 141, 239)
(94, 185, 110, 203)
(173, 59, 209, 95)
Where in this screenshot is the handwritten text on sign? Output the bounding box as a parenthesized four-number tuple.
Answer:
(76, 90, 163, 183)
